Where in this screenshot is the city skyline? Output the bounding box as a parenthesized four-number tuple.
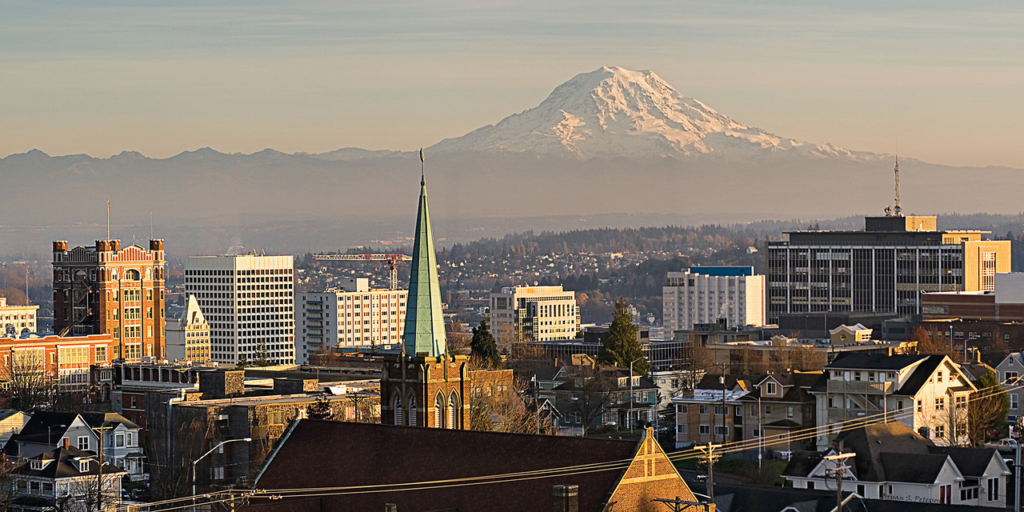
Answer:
(3, 1, 1024, 167)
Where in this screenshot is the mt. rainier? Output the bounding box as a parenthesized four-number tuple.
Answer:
(431, 66, 880, 161)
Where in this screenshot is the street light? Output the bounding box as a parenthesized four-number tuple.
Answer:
(629, 358, 643, 431)
(48, 424, 66, 447)
(193, 438, 251, 512)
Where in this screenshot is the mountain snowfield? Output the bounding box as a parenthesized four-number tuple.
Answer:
(430, 66, 882, 161)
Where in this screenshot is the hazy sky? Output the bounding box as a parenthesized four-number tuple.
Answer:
(3, 1, 1024, 167)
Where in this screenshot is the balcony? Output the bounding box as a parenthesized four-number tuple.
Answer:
(826, 380, 892, 395)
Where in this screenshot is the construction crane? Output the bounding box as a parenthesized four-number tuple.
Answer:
(311, 254, 412, 290)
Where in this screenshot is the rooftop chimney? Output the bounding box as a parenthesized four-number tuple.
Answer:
(63, 438, 69, 450)
(553, 484, 579, 512)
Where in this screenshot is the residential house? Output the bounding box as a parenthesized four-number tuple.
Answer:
(250, 420, 698, 512)
(783, 422, 1010, 508)
(994, 352, 1024, 427)
(737, 371, 820, 454)
(7, 445, 126, 512)
(2, 411, 145, 482)
(550, 366, 658, 435)
(0, 410, 31, 448)
(811, 353, 977, 449)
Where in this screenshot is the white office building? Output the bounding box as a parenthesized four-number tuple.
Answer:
(184, 255, 295, 365)
(489, 286, 580, 343)
(0, 297, 38, 337)
(296, 278, 408, 364)
(663, 266, 765, 332)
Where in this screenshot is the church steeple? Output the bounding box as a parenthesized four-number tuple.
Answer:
(402, 149, 447, 357)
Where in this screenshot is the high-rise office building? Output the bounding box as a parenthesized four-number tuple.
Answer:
(51, 239, 166, 362)
(766, 215, 1010, 323)
(184, 254, 295, 365)
(165, 295, 212, 362)
(488, 286, 580, 343)
(296, 278, 408, 363)
(663, 266, 765, 331)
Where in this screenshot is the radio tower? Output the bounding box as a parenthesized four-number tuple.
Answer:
(892, 155, 902, 217)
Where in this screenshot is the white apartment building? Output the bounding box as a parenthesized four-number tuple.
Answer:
(0, 297, 38, 337)
(166, 295, 211, 362)
(184, 255, 295, 365)
(489, 286, 580, 343)
(296, 278, 408, 364)
(663, 266, 765, 331)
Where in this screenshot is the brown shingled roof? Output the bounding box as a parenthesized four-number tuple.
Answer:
(250, 420, 662, 512)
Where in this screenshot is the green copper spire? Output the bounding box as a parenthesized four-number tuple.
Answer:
(403, 150, 446, 357)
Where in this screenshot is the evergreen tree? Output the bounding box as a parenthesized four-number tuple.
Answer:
(254, 341, 272, 367)
(306, 393, 334, 420)
(237, 354, 249, 368)
(470, 318, 502, 368)
(598, 299, 650, 377)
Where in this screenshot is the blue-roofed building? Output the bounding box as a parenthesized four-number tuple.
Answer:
(687, 266, 754, 277)
(664, 267, 766, 332)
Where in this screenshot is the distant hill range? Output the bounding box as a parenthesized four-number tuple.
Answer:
(2, 66, 1022, 256)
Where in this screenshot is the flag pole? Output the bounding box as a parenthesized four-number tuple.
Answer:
(107, 199, 110, 240)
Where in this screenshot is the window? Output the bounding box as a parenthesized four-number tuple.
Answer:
(1005, 372, 1019, 384)
(713, 425, 728, 436)
(896, 400, 904, 410)
(935, 397, 945, 410)
(935, 425, 945, 439)
(937, 371, 943, 383)
(856, 484, 865, 496)
(212, 466, 225, 480)
(115, 433, 125, 448)
(787, 407, 794, 418)
(807, 481, 815, 490)
(765, 382, 777, 395)
(699, 425, 710, 435)
(917, 399, 923, 412)
(713, 405, 725, 415)
(677, 424, 688, 434)
(677, 404, 688, 414)
(78, 436, 90, 450)
(764, 405, 772, 415)
(1013, 394, 1020, 410)
(989, 477, 1000, 501)
(699, 405, 709, 414)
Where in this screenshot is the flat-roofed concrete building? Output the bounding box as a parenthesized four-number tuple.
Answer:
(296, 278, 408, 363)
(767, 214, 1010, 323)
(663, 266, 765, 331)
(0, 297, 38, 337)
(184, 254, 295, 365)
(489, 285, 580, 343)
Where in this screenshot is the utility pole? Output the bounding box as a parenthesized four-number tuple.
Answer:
(720, 375, 727, 444)
(1015, 441, 1021, 512)
(696, 442, 721, 503)
(824, 449, 855, 512)
(94, 426, 113, 511)
(651, 496, 711, 512)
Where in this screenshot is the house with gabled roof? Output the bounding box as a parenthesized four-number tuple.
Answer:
(811, 353, 977, 449)
(783, 422, 1009, 508)
(248, 420, 701, 512)
(8, 444, 126, 512)
(994, 352, 1024, 427)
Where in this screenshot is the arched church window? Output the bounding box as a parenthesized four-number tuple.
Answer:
(393, 393, 403, 426)
(448, 391, 460, 430)
(435, 392, 446, 429)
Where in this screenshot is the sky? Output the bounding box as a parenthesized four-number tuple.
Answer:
(3, 1, 1024, 167)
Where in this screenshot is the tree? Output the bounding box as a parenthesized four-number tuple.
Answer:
(563, 365, 614, 436)
(471, 376, 552, 434)
(306, 393, 334, 420)
(910, 327, 955, 359)
(2, 348, 51, 411)
(470, 318, 502, 368)
(237, 354, 249, 368)
(968, 370, 1010, 446)
(254, 341, 272, 367)
(0, 455, 18, 512)
(598, 300, 650, 377)
(148, 417, 214, 500)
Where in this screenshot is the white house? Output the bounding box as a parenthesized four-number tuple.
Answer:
(811, 353, 977, 449)
(994, 352, 1024, 428)
(8, 444, 126, 512)
(784, 422, 1010, 508)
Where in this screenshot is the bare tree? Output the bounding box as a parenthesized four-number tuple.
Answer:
(148, 416, 214, 500)
(471, 376, 554, 434)
(2, 348, 52, 410)
(0, 455, 18, 511)
(563, 366, 614, 436)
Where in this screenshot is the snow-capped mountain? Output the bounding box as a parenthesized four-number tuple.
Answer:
(431, 66, 880, 161)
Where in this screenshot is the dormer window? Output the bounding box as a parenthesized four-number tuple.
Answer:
(79, 460, 89, 472)
(766, 382, 778, 395)
(31, 459, 46, 470)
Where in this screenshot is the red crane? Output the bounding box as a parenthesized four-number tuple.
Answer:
(311, 254, 412, 290)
